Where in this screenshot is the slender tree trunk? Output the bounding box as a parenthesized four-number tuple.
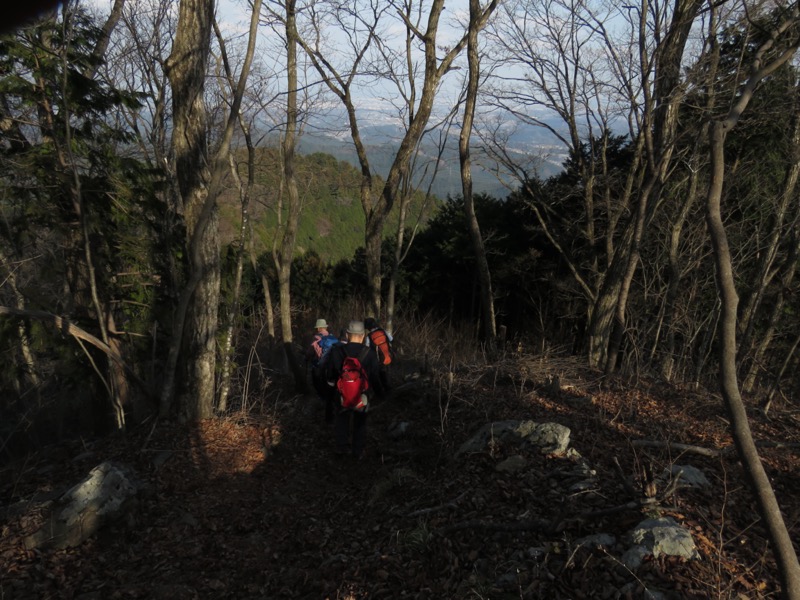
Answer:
(590, 0, 704, 372)
(249, 223, 275, 338)
(707, 118, 800, 599)
(765, 329, 800, 412)
(385, 179, 409, 334)
(278, 0, 306, 390)
(217, 151, 251, 413)
(0, 250, 41, 393)
(604, 176, 658, 374)
(738, 105, 800, 369)
(370, 0, 498, 318)
(59, 9, 126, 427)
(743, 237, 800, 392)
(460, 0, 496, 343)
(660, 140, 703, 380)
(213, 8, 262, 412)
(702, 9, 800, 590)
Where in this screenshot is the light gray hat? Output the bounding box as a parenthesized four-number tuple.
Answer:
(346, 320, 365, 335)
(314, 318, 328, 329)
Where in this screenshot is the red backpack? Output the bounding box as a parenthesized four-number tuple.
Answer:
(337, 347, 370, 409)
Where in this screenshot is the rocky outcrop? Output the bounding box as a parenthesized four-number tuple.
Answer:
(456, 420, 571, 457)
(24, 461, 141, 550)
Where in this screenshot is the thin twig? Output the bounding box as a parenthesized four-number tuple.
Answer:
(406, 491, 468, 518)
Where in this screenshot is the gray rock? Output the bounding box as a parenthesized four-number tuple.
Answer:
(571, 457, 596, 477)
(618, 582, 667, 600)
(565, 395, 594, 409)
(495, 572, 519, 589)
(569, 480, 598, 492)
(24, 461, 140, 550)
(496, 455, 527, 473)
(387, 420, 411, 439)
(457, 420, 571, 456)
(622, 516, 699, 569)
(576, 533, 616, 548)
(662, 464, 710, 488)
(527, 546, 546, 558)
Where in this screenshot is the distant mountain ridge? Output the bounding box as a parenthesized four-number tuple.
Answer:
(298, 107, 567, 200)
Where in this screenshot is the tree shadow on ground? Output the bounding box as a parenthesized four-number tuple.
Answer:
(2, 354, 798, 598)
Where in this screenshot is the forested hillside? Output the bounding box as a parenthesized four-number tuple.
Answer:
(217, 149, 438, 264)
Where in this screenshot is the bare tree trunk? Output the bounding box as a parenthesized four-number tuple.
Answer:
(295, 0, 497, 319)
(765, 329, 800, 412)
(738, 103, 800, 371)
(161, 0, 261, 419)
(460, 0, 496, 343)
(59, 9, 125, 428)
(249, 222, 275, 338)
(743, 236, 800, 393)
(213, 9, 262, 413)
(660, 140, 703, 380)
(385, 176, 410, 334)
(0, 250, 41, 393)
(84, 0, 126, 79)
(217, 150, 251, 413)
(707, 117, 800, 600)
(162, 0, 217, 420)
(703, 8, 800, 593)
(385, 151, 441, 334)
(597, 0, 704, 374)
(277, 0, 306, 390)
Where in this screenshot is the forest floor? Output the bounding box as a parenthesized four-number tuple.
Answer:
(2, 354, 800, 599)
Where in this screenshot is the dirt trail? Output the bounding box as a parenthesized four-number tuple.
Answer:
(2, 359, 799, 598)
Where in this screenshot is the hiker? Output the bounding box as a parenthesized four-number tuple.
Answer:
(305, 318, 339, 422)
(325, 320, 381, 459)
(364, 317, 393, 394)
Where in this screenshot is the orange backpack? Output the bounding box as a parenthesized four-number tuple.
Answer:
(369, 329, 393, 366)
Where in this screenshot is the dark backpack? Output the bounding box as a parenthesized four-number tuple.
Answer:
(337, 347, 370, 409)
(312, 334, 339, 367)
(369, 328, 393, 366)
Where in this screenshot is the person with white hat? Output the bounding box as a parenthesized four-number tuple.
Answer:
(305, 318, 339, 423)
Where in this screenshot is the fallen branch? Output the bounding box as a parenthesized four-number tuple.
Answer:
(631, 440, 723, 457)
(0, 305, 151, 397)
(752, 441, 800, 451)
(613, 456, 639, 496)
(632, 439, 800, 456)
(438, 517, 551, 535)
(406, 491, 468, 518)
(573, 499, 656, 519)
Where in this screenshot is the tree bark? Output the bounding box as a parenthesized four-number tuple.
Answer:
(703, 8, 800, 593)
(743, 236, 800, 393)
(212, 7, 263, 412)
(163, 0, 217, 420)
(277, 0, 306, 390)
(594, 0, 704, 373)
(659, 138, 703, 380)
(162, 0, 261, 418)
(738, 100, 800, 375)
(460, 0, 496, 343)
